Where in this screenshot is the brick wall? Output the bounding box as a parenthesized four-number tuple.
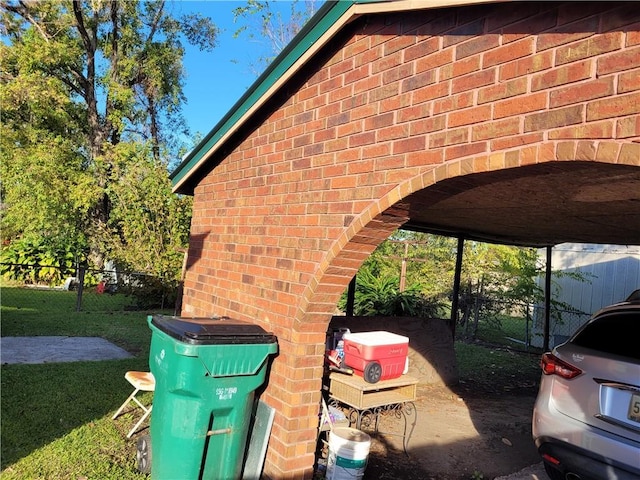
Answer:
(182, 2, 639, 478)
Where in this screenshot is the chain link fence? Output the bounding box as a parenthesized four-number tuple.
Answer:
(0, 263, 180, 313)
(529, 304, 591, 349)
(457, 298, 591, 351)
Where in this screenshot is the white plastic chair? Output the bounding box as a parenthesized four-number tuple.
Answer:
(112, 371, 155, 438)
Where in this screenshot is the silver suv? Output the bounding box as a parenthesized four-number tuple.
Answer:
(532, 298, 640, 480)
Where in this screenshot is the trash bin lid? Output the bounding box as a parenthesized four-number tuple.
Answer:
(150, 315, 277, 345)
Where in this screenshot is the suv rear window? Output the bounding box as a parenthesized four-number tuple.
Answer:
(571, 310, 640, 360)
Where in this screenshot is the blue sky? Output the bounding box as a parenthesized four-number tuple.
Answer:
(174, 1, 301, 137)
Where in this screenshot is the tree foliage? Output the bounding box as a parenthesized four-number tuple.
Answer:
(105, 142, 192, 280)
(369, 231, 458, 299)
(1, 0, 217, 282)
(0, 235, 78, 284)
(339, 232, 453, 318)
(340, 230, 561, 330)
(342, 230, 589, 343)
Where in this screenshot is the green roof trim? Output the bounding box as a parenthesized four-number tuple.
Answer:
(170, 0, 360, 193)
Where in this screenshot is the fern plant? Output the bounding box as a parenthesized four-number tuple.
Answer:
(340, 269, 446, 317)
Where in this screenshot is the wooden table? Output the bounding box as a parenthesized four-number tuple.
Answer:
(327, 373, 418, 454)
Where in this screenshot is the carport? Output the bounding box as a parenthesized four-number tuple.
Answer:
(171, 1, 640, 477)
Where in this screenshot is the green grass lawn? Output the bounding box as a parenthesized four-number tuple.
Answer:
(1, 286, 157, 479)
(455, 341, 541, 395)
(467, 314, 536, 348)
(456, 314, 542, 395)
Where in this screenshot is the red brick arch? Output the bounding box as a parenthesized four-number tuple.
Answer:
(180, 2, 639, 477)
(300, 143, 633, 319)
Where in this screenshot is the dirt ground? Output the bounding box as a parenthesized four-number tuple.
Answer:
(319, 322, 543, 479)
(352, 382, 542, 480)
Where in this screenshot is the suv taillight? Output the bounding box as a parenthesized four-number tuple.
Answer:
(540, 352, 582, 379)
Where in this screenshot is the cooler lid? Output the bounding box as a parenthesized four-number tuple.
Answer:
(343, 330, 409, 345)
(151, 315, 277, 345)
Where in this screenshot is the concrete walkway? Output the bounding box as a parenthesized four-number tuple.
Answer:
(1, 336, 133, 364)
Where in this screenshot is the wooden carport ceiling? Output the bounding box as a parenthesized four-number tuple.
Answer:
(402, 162, 640, 247)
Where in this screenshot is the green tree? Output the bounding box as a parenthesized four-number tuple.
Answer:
(366, 231, 458, 300)
(377, 234, 581, 340)
(0, 10, 96, 257)
(341, 230, 553, 333)
(339, 231, 453, 317)
(456, 242, 524, 337)
(105, 141, 192, 280)
(1, 0, 217, 280)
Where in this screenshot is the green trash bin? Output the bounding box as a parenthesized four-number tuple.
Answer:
(142, 314, 278, 480)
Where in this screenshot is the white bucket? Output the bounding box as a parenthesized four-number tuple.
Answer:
(326, 427, 371, 480)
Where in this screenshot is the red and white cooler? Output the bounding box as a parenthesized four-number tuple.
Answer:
(342, 331, 409, 383)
